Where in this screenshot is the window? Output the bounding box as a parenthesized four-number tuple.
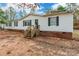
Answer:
(23, 20, 31, 26)
(6, 22, 12, 27)
(6, 23, 8, 26)
(48, 16, 59, 26)
(14, 21, 18, 26)
(9, 22, 12, 26)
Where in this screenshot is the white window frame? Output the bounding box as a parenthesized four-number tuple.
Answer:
(50, 17, 57, 26)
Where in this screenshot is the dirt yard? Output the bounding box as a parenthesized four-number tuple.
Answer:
(0, 30, 79, 56)
(73, 30, 79, 40)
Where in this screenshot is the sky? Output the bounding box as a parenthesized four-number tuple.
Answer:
(0, 3, 57, 12)
(0, 3, 66, 19)
(0, 3, 67, 13)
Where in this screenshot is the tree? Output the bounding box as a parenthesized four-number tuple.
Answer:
(19, 9, 27, 18)
(6, 7, 16, 21)
(66, 3, 79, 20)
(0, 9, 7, 29)
(16, 3, 40, 14)
(66, 3, 77, 12)
(57, 5, 66, 12)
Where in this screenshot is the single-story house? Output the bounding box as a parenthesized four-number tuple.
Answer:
(4, 12, 73, 39)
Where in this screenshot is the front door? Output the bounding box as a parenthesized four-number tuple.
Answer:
(35, 19, 38, 28)
(35, 19, 38, 26)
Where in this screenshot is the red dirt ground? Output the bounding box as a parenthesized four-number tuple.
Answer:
(0, 30, 79, 56)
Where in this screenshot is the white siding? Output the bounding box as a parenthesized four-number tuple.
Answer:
(4, 14, 73, 32)
(39, 14, 73, 32)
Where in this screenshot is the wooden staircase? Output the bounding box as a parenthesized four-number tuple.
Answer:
(24, 25, 40, 38)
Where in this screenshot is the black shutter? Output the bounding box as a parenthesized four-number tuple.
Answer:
(48, 17, 50, 26)
(23, 21, 24, 26)
(56, 16, 59, 26)
(30, 20, 31, 26)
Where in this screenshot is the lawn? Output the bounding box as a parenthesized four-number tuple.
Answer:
(0, 30, 79, 56)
